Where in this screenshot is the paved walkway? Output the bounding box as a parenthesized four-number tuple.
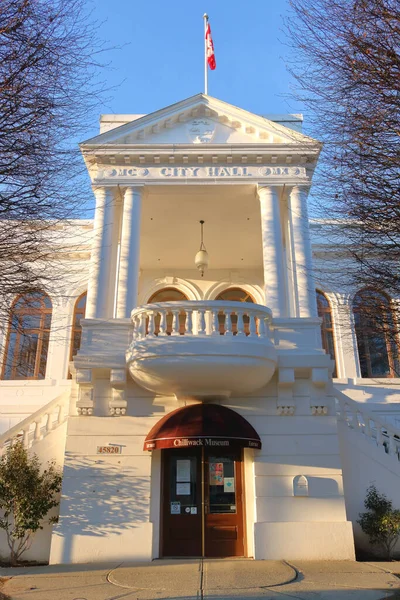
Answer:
(1, 559, 400, 600)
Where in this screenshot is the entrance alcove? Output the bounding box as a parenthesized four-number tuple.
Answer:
(144, 403, 261, 557)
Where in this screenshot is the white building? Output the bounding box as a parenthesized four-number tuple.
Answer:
(1, 94, 399, 564)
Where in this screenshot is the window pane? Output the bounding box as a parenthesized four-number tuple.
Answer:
(353, 290, 397, 378)
(44, 313, 52, 329)
(16, 334, 39, 378)
(316, 291, 337, 376)
(3, 333, 17, 379)
(169, 455, 197, 510)
(39, 332, 50, 378)
(77, 294, 87, 310)
(20, 314, 42, 330)
(149, 288, 188, 303)
(208, 457, 236, 514)
(2, 292, 52, 380)
(216, 288, 254, 303)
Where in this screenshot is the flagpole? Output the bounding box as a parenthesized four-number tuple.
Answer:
(203, 13, 208, 95)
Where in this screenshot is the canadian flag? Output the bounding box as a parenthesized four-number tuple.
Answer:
(205, 23, 216, 70)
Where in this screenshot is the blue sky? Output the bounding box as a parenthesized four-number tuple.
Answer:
(89, 0, 301, 132)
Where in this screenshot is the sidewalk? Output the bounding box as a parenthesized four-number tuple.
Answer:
(1, 559, 399, 600)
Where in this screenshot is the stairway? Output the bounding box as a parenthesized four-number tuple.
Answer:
(336, 390, 400, 554)
(0, 390, 70, 457)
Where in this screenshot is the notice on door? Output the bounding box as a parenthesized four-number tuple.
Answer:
(224, 477, 235, 493)
(176, 482, 191, 496)
(176, 459, 191, 482)
(209, 462, 224, 485)
(170, 501, 181, 514)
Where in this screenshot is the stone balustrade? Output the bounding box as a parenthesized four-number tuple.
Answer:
(131, 300, 273, 340)
(336, 392, 400, 461)
(128, 301, 277, 397)
(0, 391, 69, 452)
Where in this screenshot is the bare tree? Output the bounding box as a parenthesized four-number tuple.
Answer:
(0, 0, 107, 327)
(286, 0, 400, 366)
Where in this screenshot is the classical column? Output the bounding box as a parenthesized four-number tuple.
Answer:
(289, 185, 318, 318)
(86, 187, 116, 319)
(258, 185, 286, 317)
(116, 186, 143, 318)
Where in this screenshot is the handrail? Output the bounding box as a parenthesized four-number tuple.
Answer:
(131, 300, 273, 339)
(336, 390, 400, 461)
(0, 390, 70, 452)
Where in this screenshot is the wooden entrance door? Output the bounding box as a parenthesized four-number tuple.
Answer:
(204, 448, 244, 557)
(161, 447, 244, 557)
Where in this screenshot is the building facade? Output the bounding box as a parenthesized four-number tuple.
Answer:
(0, 94, 399, 564)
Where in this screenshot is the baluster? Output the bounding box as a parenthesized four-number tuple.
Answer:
(224, 310, 232, 336)
(185, 310, 193, 335)
(351, 410, 360, 430)
(46, 412, 52, 433)
(211, 309, 219, 336)
(236, 311, 244, 336)
(258, 315, 266, 338)
(389, 434, 397, 456)
(198, 309, 206, 335)
(132, 316, 138, 340)
(23, 429, 29, 448)
(248, 313, 257, 336)
(364, 417, 372, 437)
(148, 311, 156, 336)
(139, 313, 146, 338)
(171, 310, 179, 336)
(159, 310, 167, 336)
(34, 420, 41, 441)
(376, 426, 383, 448)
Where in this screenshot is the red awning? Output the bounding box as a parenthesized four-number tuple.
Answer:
(144, 403, 261, 451)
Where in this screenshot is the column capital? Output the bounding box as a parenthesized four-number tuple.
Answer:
(124, 184, 145, 193)
(91, 184, 115, 193)
(288, 184, 311, 195)
(257, 184, 280, 196)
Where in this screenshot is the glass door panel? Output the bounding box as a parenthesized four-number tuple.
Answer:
(208, 457, 236, 514)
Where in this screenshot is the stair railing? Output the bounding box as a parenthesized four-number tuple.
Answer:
(336, 390, 400, 461)
(0, 390, 70, 453)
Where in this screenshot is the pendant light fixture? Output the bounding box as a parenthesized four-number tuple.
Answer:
(194, 220, 209, 277)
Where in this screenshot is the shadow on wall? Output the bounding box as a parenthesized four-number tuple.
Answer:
(51, 453, 151, 564)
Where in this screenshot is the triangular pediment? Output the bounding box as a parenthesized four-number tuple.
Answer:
(81, 94, 318, 148)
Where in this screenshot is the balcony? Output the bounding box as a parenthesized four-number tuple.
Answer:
(126, 301, 277, 398)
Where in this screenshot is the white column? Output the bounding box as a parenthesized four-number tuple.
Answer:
(258, 185, 286, 317)
(289, 185, 318, 318)
(116, 186, 143, 318)
(86, 187, 115, 319)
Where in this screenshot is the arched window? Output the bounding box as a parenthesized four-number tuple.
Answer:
(215, 287, 255, 335)
(316, 291, 337, 377)
(2, 292, 52, 380)
(68, 292, 87, 376)
(148, 288, 188, 335)
(353, 289, 398, 378)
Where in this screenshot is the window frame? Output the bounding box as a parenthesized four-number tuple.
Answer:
(316, 290, 337, 377)
(148, 288, 188, 335)
(1, 292, 52, 381)
(215, 287, 255, 336)
(68, 291, 87, 378)
(353, 289, 398, 378)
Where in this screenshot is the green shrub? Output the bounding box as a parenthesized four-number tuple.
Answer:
(0, 442, 62, 565)
(357, 485, 400, 559)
